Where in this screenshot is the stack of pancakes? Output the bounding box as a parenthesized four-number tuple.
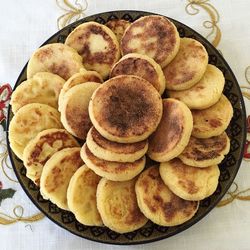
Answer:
(9, 15, 233, 234)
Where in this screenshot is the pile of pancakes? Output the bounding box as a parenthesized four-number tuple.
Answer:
(9, 15, 233, 233)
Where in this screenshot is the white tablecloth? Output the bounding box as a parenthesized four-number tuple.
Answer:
(0, 1, 250, 250)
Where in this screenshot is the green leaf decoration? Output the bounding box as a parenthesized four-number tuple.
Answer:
(0, 188, 16, 205)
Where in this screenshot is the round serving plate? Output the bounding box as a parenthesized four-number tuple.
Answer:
(6, 10, 246, 245)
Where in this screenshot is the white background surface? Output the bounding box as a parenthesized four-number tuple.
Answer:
(0, 1, 250, 250)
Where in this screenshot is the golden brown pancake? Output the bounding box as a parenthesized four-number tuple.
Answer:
(27, 43, 84, 80)
(86, 127, 148, 162)
(80, 143, 146, 181)
(110, 53, 166, 94)
(23, 128, 79, 185)
(148, 99, 193, 162)
(67, 165, 103, 226)
(192, 95, 233, 138)
(65, 21, 120, 79)
(106, 19, 131, 43)
(9, 103, 62, 160)
(96, 177, 148, 233)
(121, 15, 180, 67)
(179, 132, 230, 167)
(10, 72, 65, 114)
(60, 82, 101, 139)
(135, 166, 199, 226)
(163, 38, 208, 90)
(58, 69, 103, 112)
(160, 159, 220, 201)
(89, 75, 163, 143)
(40, 147, 83, 210)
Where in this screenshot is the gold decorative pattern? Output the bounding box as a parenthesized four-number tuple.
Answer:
(240, 66, 250, 100)
(185, 0, 221, 47)
(56, 0, 88, 30)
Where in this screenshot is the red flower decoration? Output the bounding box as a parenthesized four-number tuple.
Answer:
(244, 115, 250, 160)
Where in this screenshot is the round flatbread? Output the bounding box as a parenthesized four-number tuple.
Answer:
(89, 75, 163, 143)
(67, 165, 103, 226)
(96, 177, 148, 233)
(40, 147, 83, 210)
(65, 21, 120, 79)
(192, 95, 233, 138)
(23, 129, 79, 185)
(10, 72, 65, 114)
(86, 127, 148, 162)
(168, 64, 225, 109)
(160, 159, 220, 201)
(121, 15, 180, 67)
(9, 103, 62, 160)
(178, 132, 230, 167)
(80, 143, 146, 181)
(58, 69, 103, 111)
(135, 166, 199, 226)
(60, 82, 101, 139)
(105, 19, 131, 43)
(110, 53, 166, 95)
(148, 99, 193, 162)
(27, 43, 84, 80)
(163, 37, 208, 90)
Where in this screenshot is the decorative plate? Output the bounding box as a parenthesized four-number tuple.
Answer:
(6, 10, 246, 245)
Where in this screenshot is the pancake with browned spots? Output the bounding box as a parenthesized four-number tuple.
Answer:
(192, 95, 233, 138)
(60, 82, 101, 139)
(27, 43, 84, 80)
(80, 143, 145, 181)
(67, 165, 103, 226)
(9, 103, 62, 160)
(86, 127, 148, 162)
(11, 72, 65, 114)
(135, 166, 199, 226)
(110, 53, 166, 94)
(163, 38, 208, 90)
(40, 147, 82, 210)
(65, 22, 120, 79)
(148, 99, 193, 162)
(23, 129, 79, 185)
(168, 64, 225, 109)
(178, 132, 230, 167)
(160, 159, 220, 201)
(58, 69, 103, 111)
(89, 75, 163, 143)
(105, 19, 131, 43)
(96, 177, 148, 233)
(121, 15, 180, 67)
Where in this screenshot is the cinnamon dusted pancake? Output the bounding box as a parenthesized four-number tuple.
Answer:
(135, 166, 199, 226)
(148, 99, 193, 162)
(27, 43, 84, 80)
(89, 75, 163, 143)
(86, 127, 148, 162)
(168, 64, 225, 109)
(160, 159, 220, 201)
(40, 147, 83, 210)
(121, 15, 180, 67)
(67, 165, 103, 226)
(65, 22, 120, 79)
(110, 53, 166, 95)
(58, 69, 103, 111)
(106, 19, 131, 43)
(163, 38, 208, 90)
(192, 95, 233, 138)
(9, 103, 62, 160)
(80, 144, 146, 181)
(178, 132, 230, 167)
(11, 72, 65, 114)
(96, 177, 148, 233)
(23, 129, 79, 185)
(60, 82, 101, 139)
